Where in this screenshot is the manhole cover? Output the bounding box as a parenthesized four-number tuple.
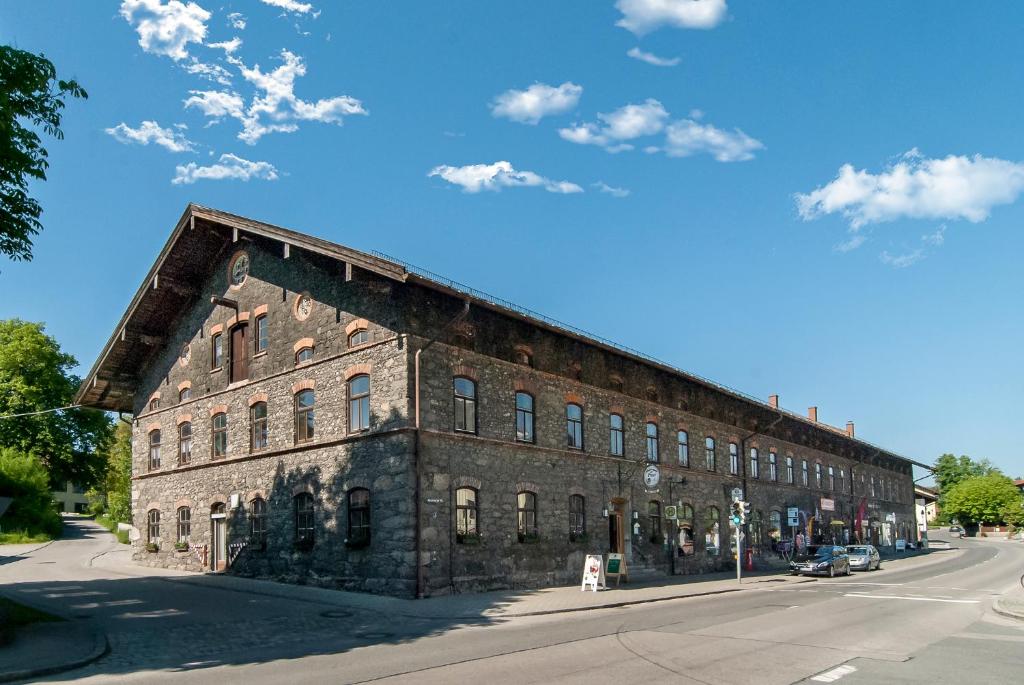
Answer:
(320, 609, 354, 619)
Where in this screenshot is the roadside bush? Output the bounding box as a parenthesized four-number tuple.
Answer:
(0, 448, 61, 539)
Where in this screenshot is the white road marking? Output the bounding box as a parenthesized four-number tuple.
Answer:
(843, 593, 980, 604)
(833, 582, 903, 586)
(811, 664, 857, 682)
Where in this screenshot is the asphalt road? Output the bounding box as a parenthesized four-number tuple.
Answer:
(2, 520, 1022, 684)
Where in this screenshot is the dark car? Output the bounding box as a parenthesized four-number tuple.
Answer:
(950, 525, 962, 534)
(846, 544, 881, 571)
(789, 545, 850, 577)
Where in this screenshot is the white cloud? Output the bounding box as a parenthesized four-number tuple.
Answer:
(922, 224, 946, 246)
(626, 47, 680, 67)
(105, 120, 196, 152)
(227, 12, 246, 30)
(879, 249, 925, 268)
(183, 58, 232, 85)
(185, 50, 366, 144)
(490, 82, 583, 125)
(833, 234, 866, 253)
(260, 0, 314, 14)
(428, 161, 583, 194)
(796, 151, 1024, 228)
(663, 118, 763, 162)
(120, 0, 210, 61)
(559, 98, 669, 151)
(208, 36, 242, 54)
(172, 153, 278, 184)
(593, 181, 631, 198)
(616, 0, 728, 35)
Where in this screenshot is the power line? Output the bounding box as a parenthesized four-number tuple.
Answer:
(0, 404, 82, 420)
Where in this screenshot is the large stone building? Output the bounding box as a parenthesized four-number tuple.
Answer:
(76, 205, 919, 597)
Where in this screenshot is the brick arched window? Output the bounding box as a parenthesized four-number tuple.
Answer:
(517, 491, 538, 542)
(177, 422, 192, 465)
(609, 414, 624, 456)
(645, 422, 659, 463)
(347, 488, 370, 546)
(250, 402, 268, 451)
(294, 389, 315, 444)
(250, 497, 267, 549)
(705, 437, 716, 471)
(677, 430, 689, 467)
(176, 506, 191, 544)
(515, 392, 535, 443)
(750, 447, 760, 479)
(148, 429, 161, 470)
(348, 374, 370, 432)
(566, 404, 583, 450)
(147, 509, 160, 544)
(456, 487, 479, 542)
(211, 412, 228, 459)
(453, 377, 477, 434)
(294, 493, 315, 548)
(569, 494, 586, 541)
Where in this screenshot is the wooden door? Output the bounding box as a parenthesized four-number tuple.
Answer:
(230, 325, 248, 383)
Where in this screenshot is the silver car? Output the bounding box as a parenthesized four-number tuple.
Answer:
(846, 544, 881, 571)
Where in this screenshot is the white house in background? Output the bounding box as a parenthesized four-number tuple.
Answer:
(52, 482, 89, 514)
(914, 484, 938, 541)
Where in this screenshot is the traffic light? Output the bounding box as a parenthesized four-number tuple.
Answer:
(742, 501, 751, 523)
(730, 500, 743, 526)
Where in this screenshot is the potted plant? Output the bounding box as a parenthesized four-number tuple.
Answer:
(173, 541, 189, 552)
(145, 542, 159, 553)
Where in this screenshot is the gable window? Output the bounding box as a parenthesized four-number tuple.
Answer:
(453, 377, 477, 434)
(348, 374, 370, 432)
(147, 509, 160, 544)
(705, 507, 720, 556)
(294, 493, 315, 547)
(295, 346, 314, 364)
(211, 333, 223, 368)
(149, 398, 160, 411)
(768, 452, 777, 481)
(517, 491, 537, 542)
(801, 459, 809, 486)
(295, 389, 315, 444)
(705, 437, 716, 471)
(729, 442, 739, 475)
(348, 328, 370, 347)
(609, 414, 624, 456)
(750, 447, 760, 479)
(178, 422, 192, 465)
(566, 403, 583, 449)
(255, 315, 268, 353)
(786, 456, 794, 483)
(569, 494, 586, 541)
(176, 506, 191, 544)
(229, 324, 249, 383)
(347, 488, 370, 546)
(645, 422, 659, 463)
(148, 429, 161, 470)
(677, 430, 689, 467)
(179, 387, 191, 402)
(815, 463, 823, 488)
(250, 402, 268, 450)
(515, 349, 533, 367)
(456, 487, 479, 542)
(828, 465, 835, 491)
(648, 500, 662, 543)
(515, 392, 535, 443)
(211, 412, 228, 459)
(250, 497, 267, 549)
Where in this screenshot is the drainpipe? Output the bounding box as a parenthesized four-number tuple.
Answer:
(413, 300, 470, 599)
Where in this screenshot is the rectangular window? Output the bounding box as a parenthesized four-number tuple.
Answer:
(251, 402, 268, 450)
(768, 452, 777, 481)
(212, 413, 228, 459)
(516, 393, 535, 443)
(609, 414, 624, 457)
(569, 494, 586, 541)
(677, 430, 689, 467)
(348, 375, 371, 432)
(815, 463, 823, 488)
(566, 404, 583, 450)
(729, 442, 739, 475)
(212, 333, 223, 368)
(255, 315, 268, 353)
(149, 430, 161, 470)
(786, 456, 794, 483)
(828, 466, 835, 491)
(456, 488, 478, 541)
(453, 378, 477, 434)
(750, 448, 759, 479)
(705, 437, 716, 471)
(645, 423, 659, 463)
(801, 460, 809, 487)
(178, 422, 192, 465)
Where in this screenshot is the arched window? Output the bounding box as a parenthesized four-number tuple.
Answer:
(295, 346, 314, 364)
(348, 374, 370, 432)
(348, 328, 369, 347)
(453, 377, 476, 434)
(179, 387, 191, 402)
(749, 510, 764, 553)
(609, 414, 624, 456)
(250, 402, 268, 451)
(569, 494, 586, 541)
(828, 465, 835, 491)
(769, 510, 782, 541)
(250, 497, 267, 549)
(149, 398, 160, 411)
(294, 389, 315, 443)
(176, 506, 191, 544)
(148, 429, 161, 470)
(705, 437, 716, 471)
(515, 392, 535, 443)
(815, 463, 823, 488)
(801, 459, 809, 486)
(517, 491, 537, 542)
(347, 488, 370, 546)
(750, 447, 760, 479)
(645, 422, 659, 463)
(566, 403, 583, 449)
(704, 507, 720, 556)
(147, 509, 160, 544)
(211, 412, 228, 459)
(178, 422, 192, 465)
(839, 469, 846, 493)
(211, 332, 223, 369)
(456, 487, 479, 542)
(255, 314, 268, 353)
(677, 430, 689, 467)
(648, 500, 662, 543)
(768, 452, 777, 481)
(786, 456, 794, 483)
(294, 493, 315, 547)
(729, 442, 739, 475)
(677, 504, 695, 556)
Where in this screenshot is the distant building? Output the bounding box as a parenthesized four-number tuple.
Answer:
(1015, 479, 1024, 494)
(75, 205, 920, 597)
(914, 485, 938, 541)
(53, 482, 89, 514)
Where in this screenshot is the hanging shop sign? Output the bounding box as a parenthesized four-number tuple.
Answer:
(820, 498, 835, 512)
(643, 465, 661, 488)
(605, 553, 627, 586)
(580, 554, 606, 592)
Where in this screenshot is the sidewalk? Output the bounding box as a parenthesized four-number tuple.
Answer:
(0, 620, 107, 684)
(992, 588, 1024, 620)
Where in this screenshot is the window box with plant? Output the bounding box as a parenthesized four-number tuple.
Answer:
(518, 532, 541, 544)
(569, 532, 589, 544)
(146, 542, 159, 553)
(173, 541, 189, 552)
(457, 532, 481, 545)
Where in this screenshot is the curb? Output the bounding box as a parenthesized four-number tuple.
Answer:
(992, 596, 1024, 621)
(0, 628, 109, 684)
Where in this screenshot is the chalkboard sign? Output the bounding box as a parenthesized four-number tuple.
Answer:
(606, 553, 627, 586)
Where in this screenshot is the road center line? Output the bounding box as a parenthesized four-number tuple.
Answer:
(843, 593, 980, 604)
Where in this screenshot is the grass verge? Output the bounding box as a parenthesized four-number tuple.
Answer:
(95, 515, 130, 545)
(0, 531, 52, 545)
(0, 596, 62, 645)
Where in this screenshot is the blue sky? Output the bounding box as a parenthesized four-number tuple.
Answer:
(2, 1, 1022, 479)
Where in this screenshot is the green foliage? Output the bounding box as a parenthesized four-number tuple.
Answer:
(0, 45, 87, 262)
(1001, 497, 1024, 529)
(932, 453, 1000, 512)
(0, 447, 61, 538)
(943, 473, 1020, 525)
(86, 422, 131, 524)
(95, 514, 129, 544)
(0, 319, 112, 489)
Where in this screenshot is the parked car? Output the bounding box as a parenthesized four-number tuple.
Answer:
(789, 545, 850, 577)
(950, 525, 962, 534)
(846, 544, 881, 571)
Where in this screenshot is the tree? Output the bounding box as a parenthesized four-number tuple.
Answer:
(87, 422, 132, 524)
(0, 45, 86, 262)
(932, 453, 999, 512)
(0, 319, 111, 488)
(0, 447, 62, 538)
(943, 474, 1020, 526)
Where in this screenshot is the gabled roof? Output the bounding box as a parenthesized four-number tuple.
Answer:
(76, 205, 926, 472)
